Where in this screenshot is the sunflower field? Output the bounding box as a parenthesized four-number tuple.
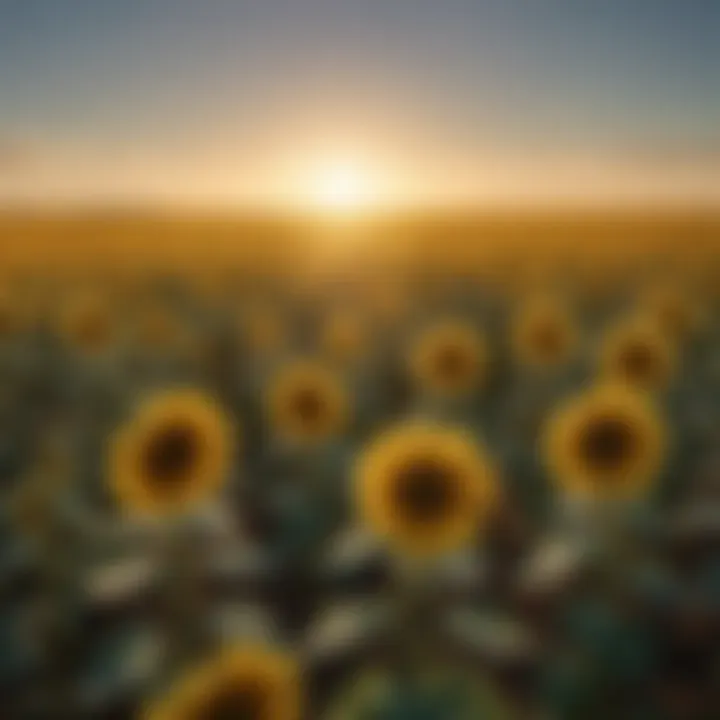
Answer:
(0, 212, 718, 719)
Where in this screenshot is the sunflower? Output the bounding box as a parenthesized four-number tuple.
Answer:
(109, 389, 233, 517)
(599, 316, 677, 391)
(638, 282, 701, 343)
(146, 645, 301, 720)
(409, 320, 487, 397)
(132, 303, 190, 353)
(320, 309, 368, 365)
(542, 383, 667, 500)
(512, 295, 578, 370)
(355, 422, 499, 557)
(265, 361, 348, 446)
(58, 291, 115, 356)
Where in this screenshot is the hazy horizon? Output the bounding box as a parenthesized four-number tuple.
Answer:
(1, 1, 719, 208)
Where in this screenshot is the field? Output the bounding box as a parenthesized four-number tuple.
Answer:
(0, 210, 718, 719)
(2, 208, 719, 274)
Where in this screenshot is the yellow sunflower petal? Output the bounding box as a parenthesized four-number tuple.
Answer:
(265, 360, 349, 446)
(355, 422, 499, 558)
(145, 644, 301, 720)
(109, 389, 234, 517)
(599, 315, 677, 391)
(512, 294, 578, 370)
(543, 383, 667, 500)
(409, 320, 487, 397)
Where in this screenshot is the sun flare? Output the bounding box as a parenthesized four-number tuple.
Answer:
(307, 161, 378, 213)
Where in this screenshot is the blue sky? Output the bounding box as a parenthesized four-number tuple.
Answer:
(1, 0, 718, 204)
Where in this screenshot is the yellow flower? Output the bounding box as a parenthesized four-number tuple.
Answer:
(638, 282, 701, 343)
(265, 361, 348, 446)
(599, 316, 677, 391)
(132, 303, 190, 353)
(355, 422, 499, 557)
(543, 383, 667, 500)
(512, 295, 577, 370)
(109, 389, 233, 517)
(409, 320, 487, 396)
(146, 645, 301, 720)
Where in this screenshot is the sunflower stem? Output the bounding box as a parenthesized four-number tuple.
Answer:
(391, 554, 441, 679)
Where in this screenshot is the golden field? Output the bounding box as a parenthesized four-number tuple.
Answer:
(0, 208, 718, 718)
(2, 209, 719, 277)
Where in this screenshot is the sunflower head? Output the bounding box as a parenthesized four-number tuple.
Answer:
(146, 645, 301, 720)
(59, 291, 115, 356)
(356, 423, 499, 558)
(640, 282, 700, 342)
(409, 321, 487, 397)
(266, 361, 348, 446)
(600, 317, 677, 391)
(133, 303, 190, 353)
(513, 296, 577, 370)
(109, 389, 233, 517)
(543, 383, 667, 500)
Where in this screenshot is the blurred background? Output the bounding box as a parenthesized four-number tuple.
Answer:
(0, 2, 718, 719)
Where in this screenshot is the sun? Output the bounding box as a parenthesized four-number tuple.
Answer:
(307, 160, 377, 213)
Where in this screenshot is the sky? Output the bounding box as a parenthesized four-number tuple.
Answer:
(0, 0, 718, 207)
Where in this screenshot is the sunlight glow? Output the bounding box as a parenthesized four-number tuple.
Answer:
(307, 160, 379, 213)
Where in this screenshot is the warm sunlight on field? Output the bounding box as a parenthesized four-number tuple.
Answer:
(1, 210, 718, 718)
(2, 210, 719, 276)
(1, 1, 719, 716)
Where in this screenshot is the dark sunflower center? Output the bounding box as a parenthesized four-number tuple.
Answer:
(580, 416, 637, 474)
(394, 459, 460, 524)
(434, 345, 471, 380)
(143, 422, 199, 488)
(292, 388, 325, 425)
(197, 681, 269, 720)
(620, 342, 655, 380)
